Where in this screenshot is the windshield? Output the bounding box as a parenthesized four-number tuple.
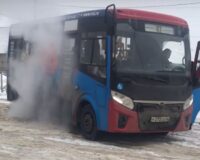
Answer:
(113, 22, 191, 75)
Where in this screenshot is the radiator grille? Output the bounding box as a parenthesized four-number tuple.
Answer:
(135, 103, 183, 131)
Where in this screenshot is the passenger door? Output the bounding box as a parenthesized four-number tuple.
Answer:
(192, 41, 200, 124)
(77, 32, 109, 130)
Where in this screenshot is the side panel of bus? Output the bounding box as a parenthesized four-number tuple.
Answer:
(71, 17, 110, 131)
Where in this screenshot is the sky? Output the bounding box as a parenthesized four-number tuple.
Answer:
(0, 0, 200, 57)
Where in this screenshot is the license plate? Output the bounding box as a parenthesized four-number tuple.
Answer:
(151, 116, 170, 123)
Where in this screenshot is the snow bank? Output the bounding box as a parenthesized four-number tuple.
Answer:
(196, 112, 200, 123)
(0, 74, 7, 100)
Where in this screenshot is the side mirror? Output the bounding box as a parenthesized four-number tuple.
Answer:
(192, 41, 200, 87)
(104, 4, 116, 35)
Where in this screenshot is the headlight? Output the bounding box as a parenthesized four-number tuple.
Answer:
(111, 91, 134, 110)
(183, 95, 193, 110)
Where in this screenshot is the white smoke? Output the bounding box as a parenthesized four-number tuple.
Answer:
(8, 22, 73, 126)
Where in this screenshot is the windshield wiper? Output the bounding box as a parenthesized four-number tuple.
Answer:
(142, 76, 169, 84)
(157, 67, 185, 73)
(120, 77, 135, 83)
(119, 76, 168, 84)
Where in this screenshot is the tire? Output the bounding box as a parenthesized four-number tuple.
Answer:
(80, 104, 98, 140)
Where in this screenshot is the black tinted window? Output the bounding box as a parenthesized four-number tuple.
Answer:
(80, 32, 106, 66)
(79, 32, 106, 80)
(92, 39, 106, 66)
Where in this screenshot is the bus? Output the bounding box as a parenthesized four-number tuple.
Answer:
(7, 4, 200, 140)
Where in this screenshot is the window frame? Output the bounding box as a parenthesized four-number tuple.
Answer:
(79, 32, 107, 82)
(80, 32, 106, 67)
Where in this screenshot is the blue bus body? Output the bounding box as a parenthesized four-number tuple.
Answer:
(192, 88, 200, 123)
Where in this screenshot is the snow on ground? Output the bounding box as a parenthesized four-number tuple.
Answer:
(0, 101, 200, 160)
(196, 113, 200, 123)
(0, 93, 6, 100)
(170, 124, 200, 149)
(0, 74, 7, 100)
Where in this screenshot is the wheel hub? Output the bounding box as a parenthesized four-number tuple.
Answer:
(83, 113, 93, 133)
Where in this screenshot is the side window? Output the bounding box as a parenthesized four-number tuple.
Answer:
(196, 54, 200, 71)
(9, 40, 15, 58)
(64, 37, 75, 55)
(62, 36, 76, 74)
(59, 36, 76, 86)
(193, 41, 200, 86)
(80, 32, 106, 80)
(195, 41, 200, 71)
(9, 38, 25, 60)
(80, 39, 93, 64)
(92, 39, 106, 66)
(15, 39, 24, 59)
(20, 42, 31, 61)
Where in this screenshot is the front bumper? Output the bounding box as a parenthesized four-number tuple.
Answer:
(108, 100, 192, 133)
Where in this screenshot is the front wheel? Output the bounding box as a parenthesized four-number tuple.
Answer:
(80, 105, 98, 140)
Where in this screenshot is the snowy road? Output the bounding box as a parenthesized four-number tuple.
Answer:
(0, 101, 200, 160)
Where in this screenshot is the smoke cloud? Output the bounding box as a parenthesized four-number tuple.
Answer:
(8, 22, 73, 127)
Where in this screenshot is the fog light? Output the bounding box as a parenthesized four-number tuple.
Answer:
(118, 114, 128, 128)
